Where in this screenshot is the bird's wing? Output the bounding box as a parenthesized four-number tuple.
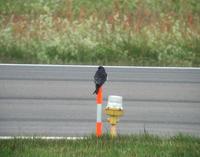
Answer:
(94, 68, 107, 85)
(94, 76, 102, 85)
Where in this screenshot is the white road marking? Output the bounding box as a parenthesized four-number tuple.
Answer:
(0, 64, 199, 70)
(0, 136, 86, 140)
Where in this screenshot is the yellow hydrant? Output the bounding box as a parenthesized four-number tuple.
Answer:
(105, 95, 124, 137)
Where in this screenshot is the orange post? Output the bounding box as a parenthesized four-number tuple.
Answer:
(96, 86, 103, 137)
(96, 122, 102, 137)
(96, 87, 103, 104)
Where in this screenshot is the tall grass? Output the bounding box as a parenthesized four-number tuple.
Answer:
(0, 0, 199, 66)
(0, 134, 200, 157)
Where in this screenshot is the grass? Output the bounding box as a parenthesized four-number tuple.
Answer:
(0, 0, 200, 66)
(0, 134, 200, 157)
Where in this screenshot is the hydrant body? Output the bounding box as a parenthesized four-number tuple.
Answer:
(105, 96, 124, 137)
(105, 108, 123, 125)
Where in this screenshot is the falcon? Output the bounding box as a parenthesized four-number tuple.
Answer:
(93, 66, 107, 95)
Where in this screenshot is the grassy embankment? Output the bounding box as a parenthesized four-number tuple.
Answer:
(0, 0, 200, 66)
(0, 134, 200, 157)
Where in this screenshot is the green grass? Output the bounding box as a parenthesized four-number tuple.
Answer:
(0, 134, 200, 157)
(0, 0, 200, 16)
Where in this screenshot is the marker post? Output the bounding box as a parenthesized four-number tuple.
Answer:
(96, 86, 103, 137)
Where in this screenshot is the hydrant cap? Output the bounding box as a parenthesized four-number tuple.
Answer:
(107, 95, 123, 109)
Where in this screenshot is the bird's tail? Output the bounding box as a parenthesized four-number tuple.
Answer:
(93, 84, 100, 95)
(93, 90, 97, 95)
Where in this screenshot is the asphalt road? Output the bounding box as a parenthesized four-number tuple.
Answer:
(0, 64, 200, 137)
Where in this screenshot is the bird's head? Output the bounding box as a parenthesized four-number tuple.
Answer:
(98, 66, 104, 70)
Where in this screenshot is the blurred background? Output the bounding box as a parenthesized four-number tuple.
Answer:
(0, 0, 199, 66)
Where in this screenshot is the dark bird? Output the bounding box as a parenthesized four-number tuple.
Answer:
(93, 66, 107, 95)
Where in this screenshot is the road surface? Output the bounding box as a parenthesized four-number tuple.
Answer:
(0, 64, 200, 136)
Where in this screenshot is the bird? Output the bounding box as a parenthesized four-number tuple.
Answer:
(93, 66, 107, 95)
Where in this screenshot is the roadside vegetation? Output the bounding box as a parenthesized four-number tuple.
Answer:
(0, 0, 200, 66)
(0, 134, 200, 157)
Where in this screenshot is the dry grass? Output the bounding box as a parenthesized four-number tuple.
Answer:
(0, 0, 199, 66)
